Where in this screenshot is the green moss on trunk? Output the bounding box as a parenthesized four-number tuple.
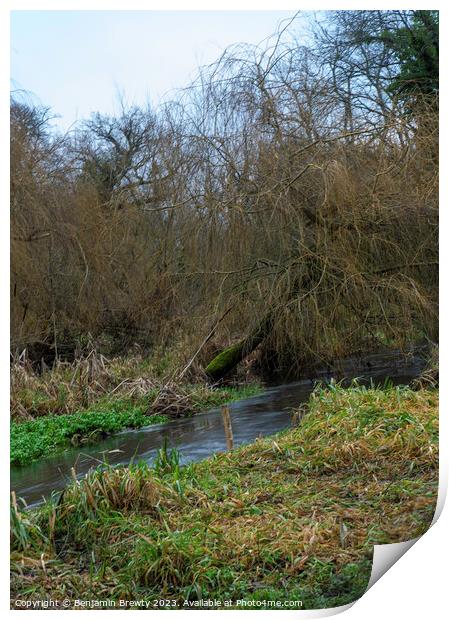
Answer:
(205, 316, 272, 381)
(205, 342, 247, 381)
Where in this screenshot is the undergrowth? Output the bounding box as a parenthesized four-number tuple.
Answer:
(10, 384, 438, 609)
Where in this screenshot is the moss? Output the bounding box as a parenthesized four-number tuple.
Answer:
(205, 316, 272, 381)
(205, 342, 246, 380)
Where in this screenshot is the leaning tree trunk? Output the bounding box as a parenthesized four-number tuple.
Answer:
(205, 315, 272, 382)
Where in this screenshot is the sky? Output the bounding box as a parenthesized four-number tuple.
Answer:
(11, 10, 299, 131)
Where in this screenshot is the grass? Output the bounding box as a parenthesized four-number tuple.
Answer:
(11, 384, 261, 466)
(10, 383, 438, 609)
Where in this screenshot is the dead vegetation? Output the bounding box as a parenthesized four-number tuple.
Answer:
(10, 11, 438, 379)
(412, 344, 439, 389)
(10, 344, 260, 424)
(10, 350, 159, 421)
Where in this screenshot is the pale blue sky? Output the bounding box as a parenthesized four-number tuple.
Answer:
(11, 10, 300, 131)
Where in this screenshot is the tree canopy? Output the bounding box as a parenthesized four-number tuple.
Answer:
(382, 10, 439, 101)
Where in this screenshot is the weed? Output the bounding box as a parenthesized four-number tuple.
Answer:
(154, 439, 181, 477)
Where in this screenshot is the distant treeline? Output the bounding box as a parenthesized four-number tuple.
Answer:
(11, 10, 438, 372)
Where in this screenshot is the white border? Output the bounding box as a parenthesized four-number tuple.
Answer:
(2, 2, 447, 617)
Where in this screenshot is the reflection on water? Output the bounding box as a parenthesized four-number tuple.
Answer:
(11, 350, 424, 506)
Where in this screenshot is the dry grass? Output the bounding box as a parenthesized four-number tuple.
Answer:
(412, 344, 439, 389)
(11, 346, 214, 422)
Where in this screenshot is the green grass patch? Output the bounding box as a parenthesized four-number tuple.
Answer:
(10, 384, 438, 609)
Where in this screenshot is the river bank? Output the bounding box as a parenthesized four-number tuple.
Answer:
(11, 383, 438, 610)
(11, 348, 264, 466)
(11, 347, 429, 468)
(11, 383, 260, 466)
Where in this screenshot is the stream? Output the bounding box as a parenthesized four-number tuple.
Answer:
(11, 350, 425, 507)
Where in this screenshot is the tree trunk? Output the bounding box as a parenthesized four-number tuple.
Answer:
(205, 315, 271, 382)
